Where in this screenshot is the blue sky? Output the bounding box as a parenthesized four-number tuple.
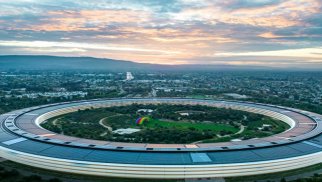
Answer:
(0, 0, 321, 68)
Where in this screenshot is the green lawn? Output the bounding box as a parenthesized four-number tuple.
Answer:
(145, 118, 239, 133)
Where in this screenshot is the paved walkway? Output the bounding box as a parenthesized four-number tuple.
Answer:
(98, 117, 113, 132)
(235, 125, 245, 135)
(218, 124, 245, 138)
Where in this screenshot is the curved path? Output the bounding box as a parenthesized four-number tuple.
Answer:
(99, 117, 113, 132)
(0, 98, 321, 179)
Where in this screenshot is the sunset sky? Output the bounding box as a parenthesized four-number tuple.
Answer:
(0, 0, 321, 68)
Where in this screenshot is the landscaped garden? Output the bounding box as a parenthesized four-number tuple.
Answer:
(41, 104, 289, 144)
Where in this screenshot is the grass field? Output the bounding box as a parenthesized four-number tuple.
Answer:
(145, 118, 239, 133)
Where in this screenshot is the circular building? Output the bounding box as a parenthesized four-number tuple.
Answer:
(0, 98, 321, 179)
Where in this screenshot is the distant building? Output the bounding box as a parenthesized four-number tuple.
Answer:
(137, 109, 154, 113)
(15, 91, 87, 99)
(177, 111, 205, 116)
(155, 87, 172, 92)
(258, 124, 272, 131)
(224, 93, 249, 99)
(112, 128, 141, 135)
(178, 112, 190, 116)
(126, 72, 134, 81)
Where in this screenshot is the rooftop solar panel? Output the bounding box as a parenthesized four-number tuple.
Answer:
(7, 140, 54, 153)
(252, 146, 302, 160)
(137, 152, 192, 164)
(85, 150, 140, 163)
(207, 150, 263, 163)
(190, 153, 211, 163)
(40, 146, 93, 160)
(2, 137, 27, 145)
(302, 141, 322, 149)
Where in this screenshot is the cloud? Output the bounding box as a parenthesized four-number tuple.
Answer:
(0, 40, 180, 54)
(214, 47, 322, 59)
(259, 32, 285, 39)
(0, 0, 321, 68)
(172, 0, 321, 28)
(15, 10, 151, 32)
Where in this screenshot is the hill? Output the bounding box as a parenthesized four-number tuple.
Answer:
(0, 55, 270, 71)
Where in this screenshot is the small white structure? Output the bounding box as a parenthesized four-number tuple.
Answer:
(126, 72, 134, 81)
(224, 93, 249, 99)
(179, 112, 190, 116)
(177, 111, 205, 116)
(231, 139, 242, 142)
(112, 128, 141, 135)
(137, 109, 154, 113)
(258, 124, 272, 131)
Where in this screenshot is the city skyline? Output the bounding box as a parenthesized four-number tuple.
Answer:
(0, 0, 321, 68)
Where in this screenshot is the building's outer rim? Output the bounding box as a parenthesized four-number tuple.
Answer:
(0, 145, 321, 179)
(9, 98, 322, 152)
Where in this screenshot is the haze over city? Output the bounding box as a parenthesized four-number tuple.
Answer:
(0, 0, 321, 68)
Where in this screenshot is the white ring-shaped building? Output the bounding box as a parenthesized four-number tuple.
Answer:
(0, 98, 322, 179)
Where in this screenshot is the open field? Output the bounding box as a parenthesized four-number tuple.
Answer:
(146, 118, 238, 132)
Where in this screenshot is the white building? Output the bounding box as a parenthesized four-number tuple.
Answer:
(126, 72, 134, 81)
(137, 109, 154, 113)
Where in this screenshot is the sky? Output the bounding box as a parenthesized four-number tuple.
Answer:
(0, 0, 322, 68)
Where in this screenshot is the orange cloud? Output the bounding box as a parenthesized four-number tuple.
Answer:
(22, 10, 151, 32)
(258, 31, 321, 39)
(174, 0, 321, 28)
(258, 32, 284, 39)
(214, 47, 322, 59)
